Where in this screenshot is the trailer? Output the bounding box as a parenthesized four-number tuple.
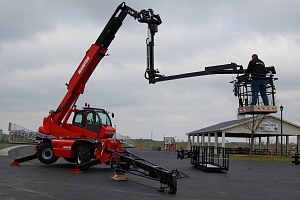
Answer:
(189, 146, 229, 172)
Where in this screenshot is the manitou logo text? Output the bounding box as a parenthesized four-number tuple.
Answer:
(78, 56, 90, 74)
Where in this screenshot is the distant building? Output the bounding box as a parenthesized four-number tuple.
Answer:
(164, 137, 175, 151)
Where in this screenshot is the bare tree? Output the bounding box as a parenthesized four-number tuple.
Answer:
(242, 114, 268, 156)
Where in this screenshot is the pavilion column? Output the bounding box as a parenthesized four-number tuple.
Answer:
(208, 133, 211, 146)
(221, 132, 225, 147)
(187, 135, 191, 150)
(258, 137, 262, 149)
(275, 135, 279, 155)
(201, 134, 205, 146)
(266, 136, 270, 149)
(197, 134, 200, 146)
(297, 136, 300, 153)
(214, 132, 218, 147)
(192, 135, 195, 147)
(286, 136, 289, 156)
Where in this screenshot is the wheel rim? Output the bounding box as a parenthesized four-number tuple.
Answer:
(42, 147, 53, 160)
(77, 153, 82, 164)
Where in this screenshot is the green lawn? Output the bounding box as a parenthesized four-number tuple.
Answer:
(230, 155, 294, 163)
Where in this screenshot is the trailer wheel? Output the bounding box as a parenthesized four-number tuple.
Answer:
(77, 146, 91, 165)
(168, 175, 177, 194)
(37, 142, 58, 164)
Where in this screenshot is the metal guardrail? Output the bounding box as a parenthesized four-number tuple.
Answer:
(114, 133, 135, 148)
(8, 122, 40, 143)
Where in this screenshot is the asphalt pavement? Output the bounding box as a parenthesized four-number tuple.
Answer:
(0, 143, 300, 200)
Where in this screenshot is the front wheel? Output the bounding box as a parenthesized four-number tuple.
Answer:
(168, 175, 177, 194)
(37, 142, 58, 164)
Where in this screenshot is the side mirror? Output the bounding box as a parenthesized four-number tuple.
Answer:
(111, 113, 115, 118)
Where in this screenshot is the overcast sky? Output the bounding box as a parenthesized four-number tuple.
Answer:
(1, 0, 300, 141)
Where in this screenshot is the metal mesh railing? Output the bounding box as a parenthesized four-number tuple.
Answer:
(190, 146, 229, 171)
(114, 133, 135, 148)
(8, 122, 41, 143)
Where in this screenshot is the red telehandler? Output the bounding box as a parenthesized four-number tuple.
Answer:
(10, 2, 187, 194)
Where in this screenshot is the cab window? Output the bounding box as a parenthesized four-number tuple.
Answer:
(98, 112, 112, 126)
(74, 112, 83, 124)
(87, 112, 101, 125)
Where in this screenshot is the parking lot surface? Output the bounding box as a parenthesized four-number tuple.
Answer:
(1, 143, 300, 200)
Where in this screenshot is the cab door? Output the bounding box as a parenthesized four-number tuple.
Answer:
(86, 111, 101, 133)
(72, 110, 86, 129)
(72, 110, 101, 134)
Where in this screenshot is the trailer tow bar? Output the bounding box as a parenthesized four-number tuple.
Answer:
(110, 151, 188, 194)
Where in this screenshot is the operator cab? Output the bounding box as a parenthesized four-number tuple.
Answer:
(72, 107, 113, 134)
(231, 66, 278, 115)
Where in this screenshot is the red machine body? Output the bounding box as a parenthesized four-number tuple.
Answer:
(34, 3, 161, 165)
(36, 44, 120, 164)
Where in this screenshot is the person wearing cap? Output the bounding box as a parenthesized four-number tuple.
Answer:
(245, 54, 269, 106)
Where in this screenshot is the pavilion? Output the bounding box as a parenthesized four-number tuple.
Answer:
(186, 115, 300, 154)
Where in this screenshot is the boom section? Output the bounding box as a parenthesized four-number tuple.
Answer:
(47, 3, 161, 126)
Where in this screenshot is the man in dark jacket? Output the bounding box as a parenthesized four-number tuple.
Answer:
(246, 54, 269, 106)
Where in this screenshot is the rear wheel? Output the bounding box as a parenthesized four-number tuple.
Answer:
(37, 142, 58, 164)
(77, 146, 91, 165)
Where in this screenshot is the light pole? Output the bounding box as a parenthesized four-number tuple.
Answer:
(280, 105, 284, 156)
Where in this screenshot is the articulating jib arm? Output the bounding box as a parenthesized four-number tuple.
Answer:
(145, 62, 244, 84)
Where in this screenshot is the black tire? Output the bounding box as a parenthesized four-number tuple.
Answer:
(77, 146, 91, 165)
(168, 175, 177, 194)
(37, 142, 58, 164)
